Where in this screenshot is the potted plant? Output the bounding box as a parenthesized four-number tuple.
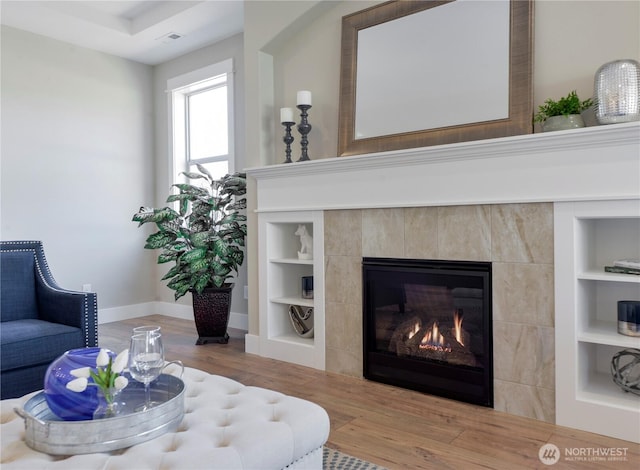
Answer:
(132, 165, 247, 345)
(534, 90, 594, 132)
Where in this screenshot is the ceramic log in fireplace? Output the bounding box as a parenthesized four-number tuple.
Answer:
(363, 258, 493, 407)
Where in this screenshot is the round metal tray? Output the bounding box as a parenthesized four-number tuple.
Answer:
(14, 374, 185, 455)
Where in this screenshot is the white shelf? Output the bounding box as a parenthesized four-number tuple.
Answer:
(555, 199, 640, 443)
(578, 320, 640, 348)
(254, 211, 325, 370)
(270, 258, 314, 265)
(270, 332, 315, 347)
(247, 122, 640, 213)
(577, 369, 640, 412)
(579, 270, 640, 283)
(271, 296, 314, 307)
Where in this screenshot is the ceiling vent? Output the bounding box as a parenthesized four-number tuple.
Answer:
(157, 32, 183, 44)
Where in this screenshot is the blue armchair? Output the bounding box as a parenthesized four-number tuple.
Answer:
(1, 241, 98, 399)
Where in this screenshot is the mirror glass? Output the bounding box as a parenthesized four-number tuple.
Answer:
(355, 1, 509, 139)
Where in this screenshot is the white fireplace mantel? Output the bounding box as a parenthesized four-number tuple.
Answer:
(246, 122, 640, 212)
(246, 122, 640, 440)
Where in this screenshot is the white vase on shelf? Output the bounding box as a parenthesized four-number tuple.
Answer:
(594, 59, 640, 124)
(541, 114, 585, 132)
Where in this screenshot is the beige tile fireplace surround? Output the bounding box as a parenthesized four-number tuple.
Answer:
(323, 203, 555, 422)
(246, 122, 640, 440)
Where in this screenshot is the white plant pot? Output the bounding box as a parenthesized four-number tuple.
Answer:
(541, 114, 585, 132)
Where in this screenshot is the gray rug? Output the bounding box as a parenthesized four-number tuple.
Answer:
(323, 447, 387, 470)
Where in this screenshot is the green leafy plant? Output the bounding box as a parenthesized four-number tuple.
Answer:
(132, 165, 247, 300)
(534, 90, 594, 123)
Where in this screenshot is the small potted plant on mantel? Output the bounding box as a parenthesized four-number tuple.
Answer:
(534, 90, 594, 132)
(132, 165, 247, 345)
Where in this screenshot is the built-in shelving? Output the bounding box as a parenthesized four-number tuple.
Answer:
(555, 199, 640, 443)
(254, 211, 325, 370)
(246, 122, 640, 438)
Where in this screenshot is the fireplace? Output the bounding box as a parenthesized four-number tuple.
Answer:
(363, 258, 493, 407)
(249, 124, 638, 425)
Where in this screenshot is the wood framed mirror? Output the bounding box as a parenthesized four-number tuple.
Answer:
(337, 0, 533, 157)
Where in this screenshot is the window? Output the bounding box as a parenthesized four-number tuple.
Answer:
(168, 59, 234, 183)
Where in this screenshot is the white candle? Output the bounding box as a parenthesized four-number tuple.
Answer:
(280, 107, 294, 123)
(297, 90, 312, 106)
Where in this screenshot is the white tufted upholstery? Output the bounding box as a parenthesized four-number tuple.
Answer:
(0, 367, 330, 469)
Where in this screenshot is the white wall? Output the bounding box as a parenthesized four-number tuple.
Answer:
(251, 0, 640, 163)
(1, 26, 249, 328)
(152, 33, 248, 320)
(534, 0, 640, 107)
(243, 0, 640, 335)
(0, 26, 156, 311)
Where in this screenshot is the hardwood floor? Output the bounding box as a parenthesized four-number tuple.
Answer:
(99, 315, 639, 469)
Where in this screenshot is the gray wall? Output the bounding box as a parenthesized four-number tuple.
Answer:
(1, 26, 248, 323)
(153, 33, 247, 318)
(1, 26, 156, 311)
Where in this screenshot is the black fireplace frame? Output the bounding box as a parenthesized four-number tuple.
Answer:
(362, 257, 493, 407)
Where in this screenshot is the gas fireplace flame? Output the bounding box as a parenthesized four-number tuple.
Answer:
(419, 321, 452, 353)
(453, 310, 464, 346)
(407, 322, 421, 340)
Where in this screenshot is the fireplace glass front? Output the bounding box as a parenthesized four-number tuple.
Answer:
(363, 258, 493, 407)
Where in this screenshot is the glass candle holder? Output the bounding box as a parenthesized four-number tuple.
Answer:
(301, 276, 314, 299)
(594, 59, 640, 124)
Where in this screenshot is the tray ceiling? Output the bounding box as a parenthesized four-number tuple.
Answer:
(0, 1, 244, 65)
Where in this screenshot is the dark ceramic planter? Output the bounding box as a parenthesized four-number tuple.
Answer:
(191, 285, 233, 345)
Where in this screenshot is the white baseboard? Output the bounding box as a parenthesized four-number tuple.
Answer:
(244, 333, 260, 354)
(98, 302, 154, 324)
(99, 302, 248, 332)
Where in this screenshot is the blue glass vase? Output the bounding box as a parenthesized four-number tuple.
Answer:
(44, 347, 115, 421)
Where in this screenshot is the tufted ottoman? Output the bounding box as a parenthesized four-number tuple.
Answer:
(0, 367, 330, 469)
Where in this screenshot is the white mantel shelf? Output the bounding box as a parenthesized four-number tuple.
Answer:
(246, 122, 640, 212)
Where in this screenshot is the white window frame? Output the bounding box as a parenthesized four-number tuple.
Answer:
(167, 58, 235, 184)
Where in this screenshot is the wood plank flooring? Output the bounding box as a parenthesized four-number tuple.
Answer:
(99, 315, 639, 469)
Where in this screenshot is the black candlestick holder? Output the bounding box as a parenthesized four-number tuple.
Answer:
(297, 104, 312, 161)
(282, 121, 295, 164)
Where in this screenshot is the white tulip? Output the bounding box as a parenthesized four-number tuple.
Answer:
(96, 349, 110, 367)
(114, 375, 129, 391)
(70, 367, 91, 378)
(112, 349, 129, 374)
(66, 377, 88, 393)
